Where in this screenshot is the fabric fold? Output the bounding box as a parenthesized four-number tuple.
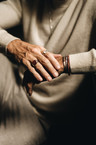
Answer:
(46, 0, 85, 53)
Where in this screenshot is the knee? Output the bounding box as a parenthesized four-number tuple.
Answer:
(0, 54, 15, 98)
(0, 54, 11, 71)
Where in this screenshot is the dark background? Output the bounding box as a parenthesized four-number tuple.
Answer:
(0, 0, 96, 145)
(0, 0, 23, 40)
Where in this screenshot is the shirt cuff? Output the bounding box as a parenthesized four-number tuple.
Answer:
(69, 49, 96, 73)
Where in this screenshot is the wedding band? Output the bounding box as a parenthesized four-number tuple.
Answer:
(42, 50, 48, 55)
(31, 60, 38, 67)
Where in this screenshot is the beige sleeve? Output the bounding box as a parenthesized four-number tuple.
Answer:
(69, 49, 96, 73)
(0, 0, 22, 50)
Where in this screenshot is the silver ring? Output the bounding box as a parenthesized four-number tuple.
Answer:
(42, 50, 48, 55)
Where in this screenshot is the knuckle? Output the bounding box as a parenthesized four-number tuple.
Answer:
(40, 46, 45, 51)
(25, 52, 30, 58)
(26, 45, 31, 50)
(36, 64, 41, 70)
(43, 58, 49, 64)
(19, 41, 23, 46)
(31, 48, 39, 54)
(45, 73, 50, 78)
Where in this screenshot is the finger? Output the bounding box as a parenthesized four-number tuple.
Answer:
(37, 55, 59, 78)
(27, 82, 33, 96)
(22, 58, 43, 81)
(28, 88, 32, 96)
(44, 52, 61, 70)
(24, 53, 52, 81)
(24, 84, 32, 96)
(35, 62, 52, 81)
(23, 70, 35, 96)
(53, 54, 62, 57)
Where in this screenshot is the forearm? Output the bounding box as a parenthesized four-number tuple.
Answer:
(0, 0, 22, 51)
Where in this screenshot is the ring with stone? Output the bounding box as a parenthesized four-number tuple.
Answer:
(31, 59, 38, 67)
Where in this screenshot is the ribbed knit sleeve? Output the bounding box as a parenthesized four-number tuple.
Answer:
(69, 49, 96, 73)
(0, 0, 22, 51)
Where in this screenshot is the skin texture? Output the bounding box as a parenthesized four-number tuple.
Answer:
(7, 39, 61, 82)
(23, 55, 64, 96)
(7, 39, 64, 96)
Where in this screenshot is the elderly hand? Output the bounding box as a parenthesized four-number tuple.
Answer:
(7, 39, 61, 82)
(23, 54, 64, 96)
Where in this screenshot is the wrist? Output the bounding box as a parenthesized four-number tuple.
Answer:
(6, 38, 21, 55)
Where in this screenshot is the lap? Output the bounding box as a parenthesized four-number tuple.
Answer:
(0, 54, 49, 145)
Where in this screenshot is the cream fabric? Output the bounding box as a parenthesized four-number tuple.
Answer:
(0, 0, 96, 113)
(0, 54, 49, 145)
(0, 0, 96, 73)
(70, 49, 96, 73)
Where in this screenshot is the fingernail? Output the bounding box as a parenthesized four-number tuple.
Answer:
(48, 76, 52, 81)
(39, 77, 43, 81)
(54, 72, 59, 77)
(56, 65, 60, 70)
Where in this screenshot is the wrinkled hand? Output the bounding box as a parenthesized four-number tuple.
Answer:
(7, 39, 60, 81)
(23, 54, 64, 96)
